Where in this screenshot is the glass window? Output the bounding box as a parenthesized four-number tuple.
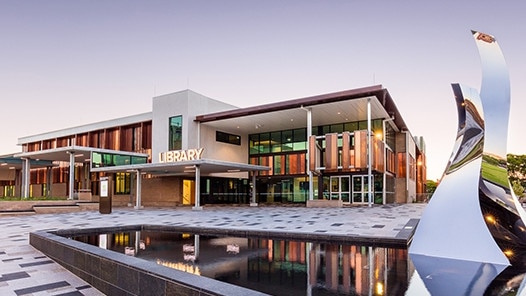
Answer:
(249, 134, 259, 155)
(292, 128, 306, 151)
(259, 133, 270, 153)
(281, 130, 293, 152)
(312, 126, 319, 136)
(216, 131, 241, 145)
(344, 122, 359, 133)
(330, 124, 344, 134)
(115, 172, 131, 194)
(358, 121, 368, 130)
(169, 115, 182, 150)
(259, 156, 272, 176)
(274, 155, 285, 175)
(398, 153, 407, 176)
(271, 132, 281, 153)
(91, 152, 147, 168)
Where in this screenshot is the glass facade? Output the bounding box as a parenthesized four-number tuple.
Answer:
(200, 177, 250, 204)
(115, 172, 131, 195)
(91, 152, 147, 168)
(249, 119, 387, 204)
(169, 115, 182, 150)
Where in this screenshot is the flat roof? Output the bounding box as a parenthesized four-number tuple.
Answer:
(14, 146, 149, 164)
(195, 85, 409, 135)
(0, 154, 55, 171)
(91, 159, 269, 176)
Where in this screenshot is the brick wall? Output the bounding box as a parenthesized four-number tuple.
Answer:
(141, 176, 183, 206)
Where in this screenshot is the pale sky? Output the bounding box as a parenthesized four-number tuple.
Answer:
(1, 0, 525, 181)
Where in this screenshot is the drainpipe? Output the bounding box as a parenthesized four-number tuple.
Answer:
(402, 130, 410, 203)
(301, 106, 314, 201)
(367, 98, 372, 207)
(68, 151, 75, 200)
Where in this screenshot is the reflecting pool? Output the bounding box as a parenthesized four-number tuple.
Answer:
(72, 230, 410, 295)
(70, 230, 526, 295)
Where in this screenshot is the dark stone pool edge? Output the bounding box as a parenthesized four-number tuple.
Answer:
(30, 229, 268, 296)
(29, 222, 418, 295)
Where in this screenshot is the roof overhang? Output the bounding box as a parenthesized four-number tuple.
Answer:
(91, 159, 269, 176)
(0, 154, 55, 174)
(14, 146, 149, 164)
(195, 85, 408, 135)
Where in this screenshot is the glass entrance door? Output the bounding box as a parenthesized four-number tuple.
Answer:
(329, 176, 351, 203)
(352, 175, 373, 204)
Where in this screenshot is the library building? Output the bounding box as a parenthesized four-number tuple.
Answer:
(0, 85, 426, 208)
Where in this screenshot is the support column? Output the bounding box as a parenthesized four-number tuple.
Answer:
(135, 169, 142, 209)
(68, 151, 75, 200)
(306, 107, 314, 201)
(250, 171, 258, 206)
(46, 166, 53, 197)
(367, 98, 372, 207)
(21, 158, 30, 199)
(83, 163, 90, 189)
(194, 234, 200, 261)
(192, 165, 202, 210)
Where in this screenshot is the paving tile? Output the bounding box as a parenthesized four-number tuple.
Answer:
(0, 204, 425, 295)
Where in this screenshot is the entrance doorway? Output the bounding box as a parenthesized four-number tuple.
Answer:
(325, 175, 375, 204)
(183, 179, 195, 205)
(352, 175, 373, 204)
(329, 176, 350, 203)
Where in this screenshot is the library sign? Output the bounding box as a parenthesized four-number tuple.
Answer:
(159, 148, 204, 163)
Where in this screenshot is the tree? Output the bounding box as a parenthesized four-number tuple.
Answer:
(512, 180, 524, 199)
(426, 180, 438, 198)
(508, 154, 526, 198)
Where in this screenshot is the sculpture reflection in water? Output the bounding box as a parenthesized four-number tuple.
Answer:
(408, 31, 526, 295)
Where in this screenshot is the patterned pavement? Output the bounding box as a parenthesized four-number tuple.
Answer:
(0, 203, 425, 295)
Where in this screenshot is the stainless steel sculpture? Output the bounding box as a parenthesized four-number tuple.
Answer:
(408, 31, 526, 294)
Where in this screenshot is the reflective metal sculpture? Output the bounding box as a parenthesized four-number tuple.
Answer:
(408, 31, 526, 294)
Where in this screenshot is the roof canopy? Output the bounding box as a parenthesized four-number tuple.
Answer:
(91, 159, 269, 176)
(195, 85, 408, 135)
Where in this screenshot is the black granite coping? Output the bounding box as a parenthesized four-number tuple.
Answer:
(30, 230, 268, 296)
(51, 223, 416, 248)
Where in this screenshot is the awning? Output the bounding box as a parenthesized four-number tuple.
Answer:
(90, 158, 269, 176)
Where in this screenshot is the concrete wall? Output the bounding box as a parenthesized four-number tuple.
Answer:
(406, 133, 417, 203)
(151, 90, 238, 163)
(394, 131, 418, 203)
(395, 133, 407, 203)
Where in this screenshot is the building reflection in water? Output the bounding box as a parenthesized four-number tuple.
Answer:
(73, 231, 411, 295)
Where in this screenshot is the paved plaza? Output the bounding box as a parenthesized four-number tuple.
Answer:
(0, 203, 425, 295)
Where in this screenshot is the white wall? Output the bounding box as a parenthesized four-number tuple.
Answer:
(151, 90, 239, 163)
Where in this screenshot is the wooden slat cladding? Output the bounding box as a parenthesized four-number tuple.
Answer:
(341, 132, 351, 171)
(308, 135, 317, 172)
(373, 138, 385, 172)
(354, 130, 367, 169)
(325, 133, 338, 172)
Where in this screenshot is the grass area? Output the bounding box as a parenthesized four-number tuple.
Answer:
(0, 196, 67, 201)
(481, 160, 509, 188)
